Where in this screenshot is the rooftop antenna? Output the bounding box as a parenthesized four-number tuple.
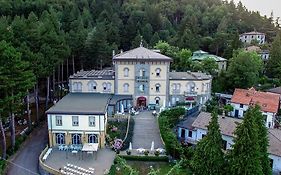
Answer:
(140, 36, 143, 47)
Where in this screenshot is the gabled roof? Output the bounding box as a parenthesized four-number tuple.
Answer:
(169, 71, 212, 80)
(240, 31, 265, 35)
(267, 87, 281, 95)
(192, 112, 242, 137)
(113, 46, 172, 61)
(191, 112, 281, 157)
(231, 88, 280, 113)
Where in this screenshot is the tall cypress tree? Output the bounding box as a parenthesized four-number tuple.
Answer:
(252, 105, 272, 175)
(228, 107, 263, 175)
(192, 112, 225, 175)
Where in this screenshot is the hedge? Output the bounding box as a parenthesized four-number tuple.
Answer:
(119, 155, 169, 162)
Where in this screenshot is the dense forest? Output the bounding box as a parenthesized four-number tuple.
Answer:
(0, 0, 280, 159)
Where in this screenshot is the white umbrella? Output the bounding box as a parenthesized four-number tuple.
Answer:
(120, 103, 124, 114)
(150, 141, 154, 151)
(129, 142, 132, 150)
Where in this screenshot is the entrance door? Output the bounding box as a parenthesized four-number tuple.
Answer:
(234, 110, 239, 118)
(137, 96, 146, 107)
(181, 129, 186, 138)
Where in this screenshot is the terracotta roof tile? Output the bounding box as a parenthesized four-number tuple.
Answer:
(231, 88, 280, 113)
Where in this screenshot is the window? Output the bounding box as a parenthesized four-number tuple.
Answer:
(222, 140, 227, 150)
(155, 97, 160, 105)
(88, 134, 98, 143)
(89, 116, 95, 127)
(123, 83, 129, 92)
(188, 130, 192, 137)
(56, 133, 65, 145)
(155, 84, 160, 92)
(155, 68, 161, 77)
(139, 69, 146, 77)
(181, 129, 185, 138)
(202, 134, 206, 138)
(240, 104, 243, 108)
(56, 116, 62, 126)
(72, 133, 81, 144)
(244, 35, 247, 39)
(187, 82, 195, 92)
(173, 84, 177, 90)
(73, 82, 82, 92)
(107, 83, 112, 91)
(139, 84, 145, 92)
(72, 116, 79, 126)
(124, 68, 129, 77)
(103, 83, 107, 91)
(88, 81, 97, 92)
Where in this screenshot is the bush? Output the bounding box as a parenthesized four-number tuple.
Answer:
(0, 160, 6, 174)
(126, 150, 131, 155)
(144, 150, 149, 156)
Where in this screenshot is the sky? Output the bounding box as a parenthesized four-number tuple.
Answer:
(232, 0, 281, 20)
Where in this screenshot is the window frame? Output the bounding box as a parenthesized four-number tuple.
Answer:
(89, 116, 95, 127)
(124, 67, 129, 77)
(72, 116, 79, 126)
(123, 83, 129, 93)
(55, 116, 62, 126)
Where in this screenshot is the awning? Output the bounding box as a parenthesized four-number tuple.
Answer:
(82, 143, 98, 152)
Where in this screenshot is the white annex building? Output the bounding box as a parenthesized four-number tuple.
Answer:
(239, 31, 266, 44)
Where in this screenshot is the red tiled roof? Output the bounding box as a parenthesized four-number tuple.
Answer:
(231, 88, 280, 113)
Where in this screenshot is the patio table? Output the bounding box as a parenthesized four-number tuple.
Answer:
(81, 143, 98, 160)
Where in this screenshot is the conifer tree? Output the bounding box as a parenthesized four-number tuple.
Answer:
(252, 105, 272, 175)
(228, 107, 263, 175)
(192, 112, 225, 175)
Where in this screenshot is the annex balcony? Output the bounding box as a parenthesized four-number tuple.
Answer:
(135, 76, 149, 82)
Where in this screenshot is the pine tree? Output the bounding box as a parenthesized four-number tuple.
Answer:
(252, 105, 272, 175)
(192, 112, 225, 175)
(228, 107, 263, 175)
(266, 31, 281, 78)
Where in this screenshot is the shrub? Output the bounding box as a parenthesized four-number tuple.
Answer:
(144, 150, 149, 156)
(119, 155, 169, 162)
(126, 150, 131, 155)
(154, 150, 160, 156)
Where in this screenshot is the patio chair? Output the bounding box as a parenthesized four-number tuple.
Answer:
(59, 145, 64, 151)
(63, 145, 69, 151)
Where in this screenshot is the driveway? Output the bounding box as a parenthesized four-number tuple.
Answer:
(6, 123, 48, 175)
(132, 111, 164, 149)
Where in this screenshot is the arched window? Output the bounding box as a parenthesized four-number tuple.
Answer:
(56, 133, 65, 145)
(155, 83, 161, 92)
(155, 68, 161, 77)
(102, 82, 107, 91)
(73, 82, 82, 92)
(88, 81, 97, 92)
(186, 82, 196, 92)
(139, 68, 146, 77)
(155, 97, 160, 105)
(123, 83, 129, 92)
(124, 68, 129, 77)
(72, 133, 81, 145)
(139, 84, 145, 92)
(88, 134, 98, 143)
(107, 82, 112, 91)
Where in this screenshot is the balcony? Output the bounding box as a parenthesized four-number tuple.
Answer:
(135, 76, 149, 82)
(184, 91, 198, 97)
(178, 137, 197, 145)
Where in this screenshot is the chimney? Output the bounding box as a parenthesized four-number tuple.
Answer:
(112, 50, 115, 57)
(120, 49, 123, 53)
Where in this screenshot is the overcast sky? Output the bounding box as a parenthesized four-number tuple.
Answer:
(232, 0, 281, 20)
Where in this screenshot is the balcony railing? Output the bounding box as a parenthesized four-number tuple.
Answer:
(178, 137, 197, 145)
(184, 91, 198, 97)
(135, 76, 149, 82)
(172, 89, 181, 94)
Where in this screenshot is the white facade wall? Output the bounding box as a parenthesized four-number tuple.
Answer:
(47, 114, 105, 132)
(269, 154, 281, 174)
(231, 102, 275, 128)
(239, 34, 265, 44)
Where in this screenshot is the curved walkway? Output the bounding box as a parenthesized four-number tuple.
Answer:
(6, 124, 48, 175)
(131, 111, 164, 149)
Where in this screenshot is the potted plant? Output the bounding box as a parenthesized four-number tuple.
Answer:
(154, 150, 160, 157)
(126, 150, 131, 155)
(144, 150, 149, 156)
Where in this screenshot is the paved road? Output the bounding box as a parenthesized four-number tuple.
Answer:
(6, 123, 48, 175)
(132, 111, 164, 149)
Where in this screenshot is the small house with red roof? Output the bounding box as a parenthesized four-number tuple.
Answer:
(230, 88, 280, 128)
